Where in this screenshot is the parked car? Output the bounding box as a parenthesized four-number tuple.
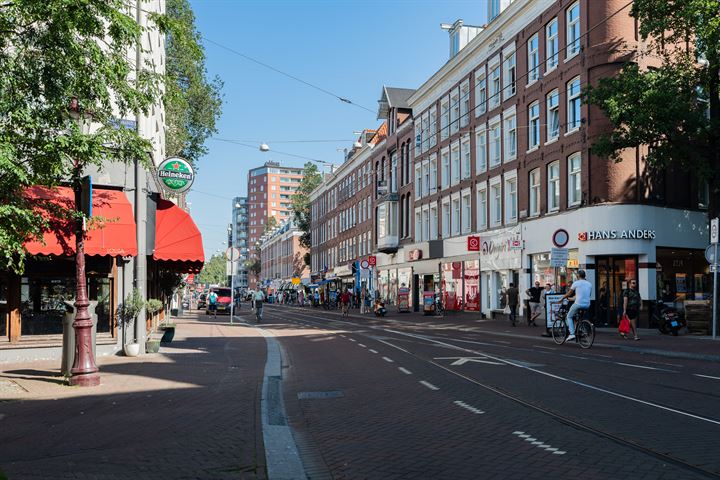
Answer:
(206, 287, 232, 315)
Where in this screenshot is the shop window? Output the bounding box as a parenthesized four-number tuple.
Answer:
(464, 260, 480, 312)
(442, 262, 463, 310)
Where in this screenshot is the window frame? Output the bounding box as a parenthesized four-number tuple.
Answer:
(502, 49, 516, 100)
(504, 173, 518, 224)
(548, 161, 560, 212)
(477, 183, 488, 231)
(567, 77, 581, 133)
(489, 117, 502, 167)
(568, 152, 582, 207)
(476, 126, 487, 174)
(527, 33, 540, 84)
(489, 178, 503, 227)
(475, 70, 487, 116)
(528, 101, 541, 150)
(489, 58, 501, 110)
(566, 2, 581, 60)
(503, 109, 517, 162)
(546, 89, 560, 142)
(529, 168, 541, 217)
(546, 18, 559, 71)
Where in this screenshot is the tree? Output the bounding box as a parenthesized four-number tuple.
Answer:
(163, 0, 223, 167)
(197, 254, 227, 286)
(584, 0, 720, 215)
(263, 216, 278, 234)
(292, 162, 323, 259)
(246, 258, 261, 277)
(0, 1, 165, 273)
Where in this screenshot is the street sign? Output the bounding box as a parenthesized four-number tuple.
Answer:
(468, 236, 480, 251)
(225, 247, 240, 261)
(550, 247, 569, 267)
(705, 245, 716, 264)
(360, 259, 369, 269)
(291, 277, 300, 285)
(712, 218, 719, 244)
(368, 255, 377, 266)
(710, 264, 718, 273)
(552, 229, 569, 248)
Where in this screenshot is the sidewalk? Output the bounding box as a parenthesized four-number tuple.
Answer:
(0, 311, 268, 479)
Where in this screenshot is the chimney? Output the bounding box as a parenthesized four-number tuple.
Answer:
(441, 20, 484, 59)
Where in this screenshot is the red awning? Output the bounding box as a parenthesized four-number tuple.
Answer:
(24, 186, 137, 257)
(153, 198, 204, 272)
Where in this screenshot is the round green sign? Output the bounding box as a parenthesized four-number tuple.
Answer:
(158, 157, 194, 193)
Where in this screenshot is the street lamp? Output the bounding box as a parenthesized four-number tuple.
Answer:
(227, 224, 237, 324)
(67, 98, 99, 387)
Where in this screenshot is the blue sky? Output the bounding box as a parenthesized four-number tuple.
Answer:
(187, 0, 489, 259)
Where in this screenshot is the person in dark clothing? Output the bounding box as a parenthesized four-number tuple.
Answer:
(505, 283, 519, 327)
(623, 279, 642, 340)
(525, 281, 543, 326)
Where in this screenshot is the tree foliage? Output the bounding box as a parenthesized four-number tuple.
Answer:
(584, 0, 720, 213)
(163, 0, 223, 167)
(0, 0, 165, 272)
(246, 258, 261, 277)
(197, 254, 227, 286)
(263, 215, 278, 234)
(292, 162, 323, 253)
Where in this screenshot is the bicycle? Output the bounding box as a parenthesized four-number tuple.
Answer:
(551, 303, 595, 349)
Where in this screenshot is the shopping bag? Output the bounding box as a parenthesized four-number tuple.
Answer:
(503, 305, 511, 315)
(618, 314, 631, 334)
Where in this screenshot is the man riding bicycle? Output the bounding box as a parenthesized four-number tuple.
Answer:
(555, 269, 592, 343)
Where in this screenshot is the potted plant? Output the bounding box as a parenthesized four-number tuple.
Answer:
(159, 321, 176, 343)
(119, 289, 145, 357)
(146, 298, 163, 331)
(146, 338, 161, 353)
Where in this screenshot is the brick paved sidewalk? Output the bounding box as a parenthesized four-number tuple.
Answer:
(0, 312, 268, 479)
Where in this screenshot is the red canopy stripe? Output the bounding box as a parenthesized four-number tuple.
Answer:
(153, 199, 204, 270)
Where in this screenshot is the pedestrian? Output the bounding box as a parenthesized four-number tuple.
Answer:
(208, 290, 218, 319)
(340, 288, 351, 317)
(505, 282, 519, 327)
(254, 289, 265, 323)
(299, 290, 304, 307)
(622, 279, 642, 340)
(525, 281, 543, 326)
(540, 283, 554, 323)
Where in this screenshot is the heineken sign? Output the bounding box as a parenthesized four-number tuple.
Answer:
(158, 157, 194, 193)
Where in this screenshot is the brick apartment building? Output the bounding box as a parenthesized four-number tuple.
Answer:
(259, 221, 309, 290)
(309, 0, 710, 327)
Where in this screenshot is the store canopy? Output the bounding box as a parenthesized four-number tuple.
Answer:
(24, 186, 137, 257)
(153, 198, 204, 273)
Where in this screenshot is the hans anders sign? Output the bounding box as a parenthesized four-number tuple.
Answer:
(578, 229, 656, 241)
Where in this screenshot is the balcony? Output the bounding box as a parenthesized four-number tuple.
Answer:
(376, 199, 399, 253)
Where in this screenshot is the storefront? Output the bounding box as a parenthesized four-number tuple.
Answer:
(479, 226, 522, 316)
(656, 248, 710, 304)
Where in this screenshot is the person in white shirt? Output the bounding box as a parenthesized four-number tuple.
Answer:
(555, 270, 592, 343)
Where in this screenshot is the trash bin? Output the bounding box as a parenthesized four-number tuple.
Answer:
(61, 301, 99, 377)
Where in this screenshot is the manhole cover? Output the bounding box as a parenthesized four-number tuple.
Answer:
(297, 390, 344, 400)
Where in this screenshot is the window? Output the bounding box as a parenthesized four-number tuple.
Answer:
(490, 0, 501, 20)
(460, 80, 470, 127)
(567, 77, 581, 132)
(528, 34, 540, 83)
(489, 63, 501, 110)
(451, 143, 460, 185)
(567, 2, 581, 59)
(442, 199, 451, 237)
(421, 112, 430, 153)
(548, 161, 560, 212)
(441, 149, 450, 189)
(390, 152, 398, 192)
(430, 205, 438, 240)
(415, 164, 422, 198)
(528, 101, 540, 150)
(568, 153, 582, 206)
(477, 186, 487, 230)
(441, 97, 450, 140)
(461, 135, 471, 179)
(475, 71, 487, 116)
(422, 161, 430, 197)
(490, 182, 502, 227)
(415, 121, 422, 153)
(503, 111, 516, 161)
(546, 18, 559, 70)
(546, 89, 560, 141)
(476, 127, 487, 174)
(429, 106, 437, 148)
(450, 87, 460, 135)
(503, 51, 516, 100)
(415, 209, 422, 241)
(422, 208, 430, 241)
(490, 119, 502, 167)
(429, 155, 438, 195)
(529, 169, 541, 217)
(452, 196, 461, 236)
(504, 176, 517, 224)
(462, 190, 472, 233)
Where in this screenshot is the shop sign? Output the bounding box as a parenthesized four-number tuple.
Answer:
(468, 236, 480, 251)
(368, 255, 377, 266)
(550, 248, 569, 267)
(480, 226, 522, 271)
(578, 229, 656, 241)
(158, 157, 195, 193)
(545, 294, 566, 329)
(398, 287, 410, 312)
(406, 249, 423, 261)
(291, 277, 301, 285)
(423, 292, 435, 312)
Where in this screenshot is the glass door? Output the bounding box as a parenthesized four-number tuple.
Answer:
(595, 256, 637, 326)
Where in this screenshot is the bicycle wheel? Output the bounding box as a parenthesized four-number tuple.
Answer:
(577, 320, 595, 349)
(551, 319, 567, 344)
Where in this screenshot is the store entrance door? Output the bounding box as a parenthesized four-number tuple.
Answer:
(595, 256, 638, 326)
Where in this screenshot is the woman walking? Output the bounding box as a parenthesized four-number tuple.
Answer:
(622, 279, 642, 340)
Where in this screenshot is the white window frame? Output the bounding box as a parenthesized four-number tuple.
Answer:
(546, 18, 559, 71)
(528, 101, 540, 150)
(460, 80, 470, 127)
(566, 2, 581, 60)
(440, 96, 450, 141)
(461, 134, 471, 180)
(461, 188, 472, 234)
(567, 77, 581, 133)
(502, 47, 516, 100)
(476, 182, 488, 231)
(430, 204, 438, 240)
(546, 89, 560, 142)
(441, 148, 450, 189)
(548, 161, 560, 212)
(489, 56, 501, 110)
(429, 105, 437, 148)
(450, 87, 460, 135)
(504, 171, 518, 224)
(422, 160, 430, 197)
(421, 111, 430, 153)
(442, 197, 451, 238)
(503, 108, 517, 162)
(422, 205, 430, 242)
(451, 194, 461, 236)
(529, 168, 541, 217)
(489, 176, 502, 227)
(415, 208, 422, 241)
(527, 33, 540, 84)
(451, 142, 461, 185)
(415, 163, 423, 198)
(475, 126, 487, 174)
(429, 154, 438, 195)
(475, 70, 487, 116)
(568, 152, 582, 207)
(489, 116, 502, 167)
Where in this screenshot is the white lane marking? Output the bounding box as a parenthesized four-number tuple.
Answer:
(615, 362, 670, 371)
(374, 338, 410, 353)
(358, 344, 367, 348)
(382, 357, 394, 363)
(694, 373, 720, 380)
(419, 380, 440, 391)
(435, 356, 504, 366)
(398, 367, 412, 375)
(533, 345, 557, 351)
(383, 328, 720, 427)
(512, 431, 566, 455)
(348, 338, 357, 342)
(493, 340, 511, 344)
(646, 360, 684, 368)
(454, 400, 484, 414)
(369, 349, 379, 354)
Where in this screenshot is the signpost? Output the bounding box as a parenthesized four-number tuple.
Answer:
(711, 218, 719, 339)
(225, 246, 240, 324)
(550, 248, 569, 268)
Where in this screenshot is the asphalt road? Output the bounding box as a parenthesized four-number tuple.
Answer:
(259, 304, 720, 480)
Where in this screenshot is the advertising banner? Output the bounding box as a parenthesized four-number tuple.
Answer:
(480, 226, 522, 271)
(545, 294, 566, 329)
(398, 287, 410, 312)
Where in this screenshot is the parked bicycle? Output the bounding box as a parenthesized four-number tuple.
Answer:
(551, 302, 595, 349)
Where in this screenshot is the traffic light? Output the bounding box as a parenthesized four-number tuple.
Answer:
(351, 261, 357, 275)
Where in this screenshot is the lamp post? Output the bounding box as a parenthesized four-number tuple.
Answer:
(228, 224, 237, 324)
(68, 98, 100, 387)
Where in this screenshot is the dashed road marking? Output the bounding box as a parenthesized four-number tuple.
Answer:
(358, 344, 367, 348)
(369, 349, 378, 354)
(348, 338, 357, 342)
(398, 367, 412, 375)
(382, 357, 394, 363)
(454, 400, 484, 414)
(694, 373, 720, 381)
(419, 380, 439, 391)
(533, 345, 556, 351)
(615, 362, 673, 372)
(512, 431, 565, 455)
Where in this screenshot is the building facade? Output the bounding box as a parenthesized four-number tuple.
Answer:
(231, 197, 249, 290)
(259, 221, 309, 290)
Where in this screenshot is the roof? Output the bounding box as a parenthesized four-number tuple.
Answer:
(377, 86, 416, 120)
